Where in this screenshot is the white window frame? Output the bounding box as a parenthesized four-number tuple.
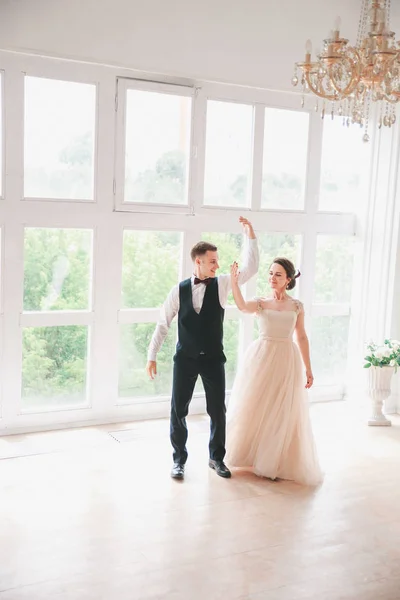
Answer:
(18, 224, 95, 415)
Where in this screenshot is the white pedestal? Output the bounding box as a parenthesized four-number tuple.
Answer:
(367, 366, 394, 426)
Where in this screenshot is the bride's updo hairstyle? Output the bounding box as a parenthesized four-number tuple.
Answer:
(271, 257, 301, 291)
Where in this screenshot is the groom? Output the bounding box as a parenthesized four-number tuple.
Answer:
(146, 217, 258, 480)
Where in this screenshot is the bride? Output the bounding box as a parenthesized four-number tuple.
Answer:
(226, 257, 323, 486)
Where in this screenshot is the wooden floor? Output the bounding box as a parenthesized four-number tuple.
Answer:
(0, 402, 399, 599)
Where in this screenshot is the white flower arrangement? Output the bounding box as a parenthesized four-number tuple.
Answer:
(364, 339, 400, 372)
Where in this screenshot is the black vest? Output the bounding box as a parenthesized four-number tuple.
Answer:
(176, 278, 225, 360)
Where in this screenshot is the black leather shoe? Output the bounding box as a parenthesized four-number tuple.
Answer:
(171, 463, 185, 480)
(209, 459, 231, 478)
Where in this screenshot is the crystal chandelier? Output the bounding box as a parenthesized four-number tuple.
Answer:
(293, 0, 399, 141)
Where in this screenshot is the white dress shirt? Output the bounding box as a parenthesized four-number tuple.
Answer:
(147, 237, 259, 361)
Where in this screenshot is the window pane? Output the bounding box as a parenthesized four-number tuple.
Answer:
(311, 316, 350, 385)
(314, 235, 355, 304)
(122, 230, 182, 309)
(23, 228, 93, 312)
(262, 109, 308, 209)
(204, 101, 253, 207)
(124, 90, 191, 204)
(319, 117, 370, 212)
(119, 323, 176, 399)
(202, 232, 243, 305)
(24, 77, 95, 200)
(256, 234, 302, 298)
(22, 326, 88, 410)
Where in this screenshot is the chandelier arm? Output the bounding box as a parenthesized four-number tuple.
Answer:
(329, 47, 363, 96)
(327, 63, 361, 97)
(303, 71, 341, 100)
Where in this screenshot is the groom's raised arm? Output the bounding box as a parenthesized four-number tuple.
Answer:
(221, 217, 259, 284)
(217, 218, 259, 308)
(236, 235, 259, 286)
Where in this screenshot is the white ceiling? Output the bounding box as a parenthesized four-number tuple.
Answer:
(1, 0, 400, 91)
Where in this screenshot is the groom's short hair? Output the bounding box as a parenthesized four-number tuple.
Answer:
(190, 241, 218, 261)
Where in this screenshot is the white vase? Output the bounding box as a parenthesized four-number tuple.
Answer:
(367, 366, 394, 426)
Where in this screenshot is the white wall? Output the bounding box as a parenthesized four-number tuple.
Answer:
(0, 0, 382, 91)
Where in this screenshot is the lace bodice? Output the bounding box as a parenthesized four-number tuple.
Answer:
(255, 299, 303, 340)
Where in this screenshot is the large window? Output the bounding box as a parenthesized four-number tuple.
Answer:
(204, 100, 254, 207)
(124, 89, 192, 205)
(0, 56, 372, 433)
(262, 109, 309, 210)
(311, 235, 355, 389)
(24, 77, 96, 200)
(319, 117, 370, 213)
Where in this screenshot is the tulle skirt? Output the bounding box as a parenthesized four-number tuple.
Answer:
(226, 337, 323, 486)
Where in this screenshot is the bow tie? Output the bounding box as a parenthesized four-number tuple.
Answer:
(194, 277, 212, 286)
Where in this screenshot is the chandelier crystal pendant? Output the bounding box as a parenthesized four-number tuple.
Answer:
(293, 0, 399, 141)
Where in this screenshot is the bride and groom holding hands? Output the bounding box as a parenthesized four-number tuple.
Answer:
(146, 217, 322, 486)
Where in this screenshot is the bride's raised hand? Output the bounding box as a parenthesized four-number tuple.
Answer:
(230, 261, 240, 285)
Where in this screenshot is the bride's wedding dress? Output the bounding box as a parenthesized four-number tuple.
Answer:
(226, 301, 323, 486)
